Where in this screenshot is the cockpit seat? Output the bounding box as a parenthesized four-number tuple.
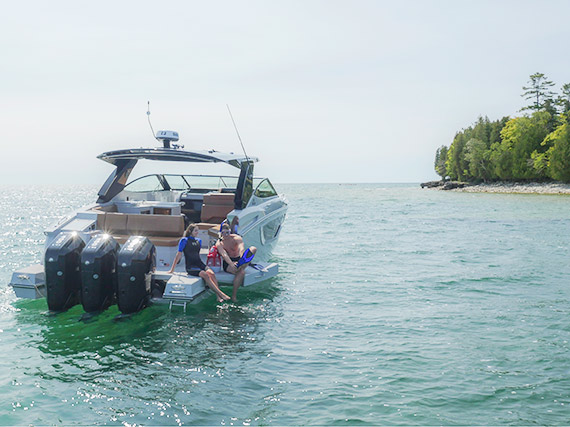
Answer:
(97, 213, 185, 246)
(201, 193, 235, 223)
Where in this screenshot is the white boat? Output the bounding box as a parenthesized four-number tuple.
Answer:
(10, 130, 287, 313)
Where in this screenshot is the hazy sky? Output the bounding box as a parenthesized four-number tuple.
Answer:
(2, 0, 570, 185)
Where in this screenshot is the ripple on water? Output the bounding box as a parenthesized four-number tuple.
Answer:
(1, 184, 570, 425)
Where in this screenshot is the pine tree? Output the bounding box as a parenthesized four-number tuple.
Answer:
(446, 132, 468, 181)
(434, 145, 448, 178)
(521, 73, 556, 112)
(557, 83, 570, 115)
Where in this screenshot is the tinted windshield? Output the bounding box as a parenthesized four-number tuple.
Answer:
(123, 175, 163, 192)
(253, 179, 278, 198)
(124, 174, 240, 193)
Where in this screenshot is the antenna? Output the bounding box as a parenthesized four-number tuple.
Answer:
(147, 101, 159, 141)
(226, 104, 250, 162)
(147, 101, 180, 149)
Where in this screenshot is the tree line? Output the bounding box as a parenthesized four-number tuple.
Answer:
(434, 73, 570, 182)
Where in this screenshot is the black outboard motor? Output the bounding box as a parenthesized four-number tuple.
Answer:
(45, 231, 85, 312)
(80, 234, 120, 313)
(117, 236, 155, 314)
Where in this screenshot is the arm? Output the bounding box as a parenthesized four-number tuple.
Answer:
(169, 237, 187, 273)
(168, 251, 182, 274)
(216, 240, 233, 264)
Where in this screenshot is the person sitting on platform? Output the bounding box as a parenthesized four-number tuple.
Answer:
(216, 222, 256, 302)
(169, 223, 230, 303)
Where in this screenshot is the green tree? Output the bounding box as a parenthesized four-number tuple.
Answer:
(464, 138, 493, 181)
(491, 112, 550, 180)
(521, 72, 556, 112)
(434, 145, 448, 178)
(489, 116, 510, 146)
(471, 116, 491, 145)
(547, 123, 570, 182)
(557, 83, 570, 115)
(442, 117, 509, 182)
(489, 139, 514, 180)
(530, 150, 549, 177)
(446, 132, 468, 181)
(432, 75, 568, 183)
(543, 99, 560, 132)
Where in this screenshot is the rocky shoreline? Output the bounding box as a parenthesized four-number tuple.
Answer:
(420, 180, 570, 194)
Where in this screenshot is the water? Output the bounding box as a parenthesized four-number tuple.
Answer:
(1, 184, 569, 425)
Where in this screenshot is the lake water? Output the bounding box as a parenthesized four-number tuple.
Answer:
(0, 184, 569, 425)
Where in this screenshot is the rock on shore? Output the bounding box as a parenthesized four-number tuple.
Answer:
(420, 180, 570, 194)
(420, 180, 467, 190)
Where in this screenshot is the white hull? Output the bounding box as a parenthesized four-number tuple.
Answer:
(9, 140, 287, 313)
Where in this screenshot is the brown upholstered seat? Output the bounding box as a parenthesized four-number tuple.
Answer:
(201, 193, 235, 223)
(96, 213, 184, 247)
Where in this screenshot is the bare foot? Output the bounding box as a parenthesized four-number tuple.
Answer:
(217, 291, 230, 302)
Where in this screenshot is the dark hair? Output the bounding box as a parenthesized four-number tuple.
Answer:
(184, 223, 198, 237)
(221, 223, 231, 232)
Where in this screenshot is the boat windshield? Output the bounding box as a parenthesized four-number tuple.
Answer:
(124, 174, 240, 193)
(119, 174, 278, 209)
(165, 175, 240, 191)
(252, 178, 278, 198)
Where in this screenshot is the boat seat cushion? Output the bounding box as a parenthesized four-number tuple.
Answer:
(98, 213, 128, 233)
(97, 213, 185, 247)
(201, 205, 234, 223)
(112, 235, 181, 247)
(201, 193, 235, 223)
(127, 214, 183, 237)
(202, 193, 235, 205)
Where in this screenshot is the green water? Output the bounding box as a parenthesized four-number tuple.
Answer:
(1, 184, 569, 425)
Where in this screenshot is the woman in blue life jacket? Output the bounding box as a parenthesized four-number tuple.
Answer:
(168, 224, 230, 302)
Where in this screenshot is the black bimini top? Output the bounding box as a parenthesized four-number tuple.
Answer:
(96, 147, 257, 204)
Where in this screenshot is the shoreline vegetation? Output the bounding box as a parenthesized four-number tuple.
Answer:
(430, 73, 570, 192)
(420, 179, 570, 194)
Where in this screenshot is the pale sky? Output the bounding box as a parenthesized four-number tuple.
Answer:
(1, 0, 569, 185)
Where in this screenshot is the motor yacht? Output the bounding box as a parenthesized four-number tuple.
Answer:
(10, 130, 287, 313)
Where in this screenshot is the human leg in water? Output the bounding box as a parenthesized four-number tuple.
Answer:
(231, 267, 247, 302)
(199, 270, 230, 302)
(229, 246, 257, 302)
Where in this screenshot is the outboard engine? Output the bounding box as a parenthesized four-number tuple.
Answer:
(80, 234, 120, 313)
(117, 236, 155, 314)
(45, 231, 85, 312)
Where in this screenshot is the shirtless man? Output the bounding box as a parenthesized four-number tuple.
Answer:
(216, 223, 257, 302)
